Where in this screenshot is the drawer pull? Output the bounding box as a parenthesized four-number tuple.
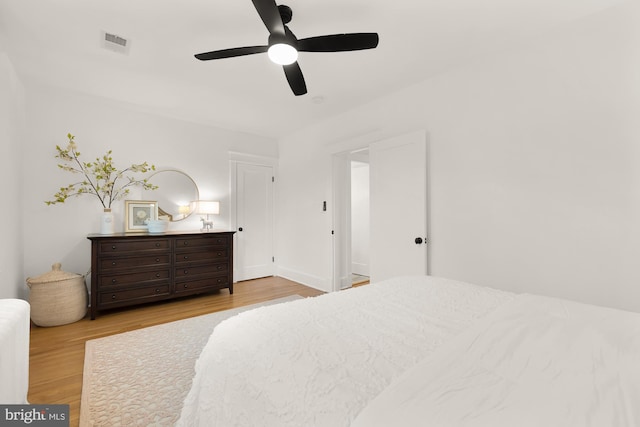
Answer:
(112, 261, 117, 266)
(184, 269, 189, 275)
(183, 241, 189, 246)
(111, 279, 117, 284)
(217, 252, 223, 257)
(112, 245, 117, 250)
(184, 284, 189, 288)
(155, 242, 161, 247)
(155, 288, 161, 293)
(155, 273, 161, 278)
(111, 294, 117, 300)
(217, 266, 223, 270)
(183, 255, 189, 260)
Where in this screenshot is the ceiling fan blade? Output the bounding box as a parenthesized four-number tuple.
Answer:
(283, 62, 307, 96)
(298, 33, 379, 52)
(251, 0, 285, 35)
(194, 45, 268, 61)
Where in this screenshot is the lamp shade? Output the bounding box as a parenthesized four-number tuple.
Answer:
(268, 43, 298, 65)
(195, 200, 220, 215)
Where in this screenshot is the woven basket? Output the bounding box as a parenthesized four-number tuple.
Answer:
(27, 263, 88, 327)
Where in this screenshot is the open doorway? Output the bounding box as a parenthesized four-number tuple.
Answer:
(332, 148, 370, 290)
(350, 151, 370, 286)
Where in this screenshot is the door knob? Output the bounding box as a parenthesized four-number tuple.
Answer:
(415, 237, 423, 245)
(238, 227, 243, 232)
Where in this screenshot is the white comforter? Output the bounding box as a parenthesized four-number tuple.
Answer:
(352, 294, 640, 427)
(177, 276, 514, 427)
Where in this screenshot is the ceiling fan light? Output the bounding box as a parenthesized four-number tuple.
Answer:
(268, 43, 298, 65)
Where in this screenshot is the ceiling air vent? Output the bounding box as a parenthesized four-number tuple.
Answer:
(102, 31, 131, 54)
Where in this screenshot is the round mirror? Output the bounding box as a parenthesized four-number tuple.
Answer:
(143, 169, 199, 221)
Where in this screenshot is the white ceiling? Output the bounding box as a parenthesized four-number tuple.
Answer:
(0, 0, 622, 139)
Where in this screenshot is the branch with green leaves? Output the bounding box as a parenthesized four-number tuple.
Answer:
(46, 133, 158, 209)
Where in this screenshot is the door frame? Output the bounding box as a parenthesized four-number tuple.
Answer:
(229, 152, 278, 282)
(331, 130, 431, 291)
(332, 150, 354, 292)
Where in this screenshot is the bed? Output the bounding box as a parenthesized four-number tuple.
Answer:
(177, 276, 640, 426)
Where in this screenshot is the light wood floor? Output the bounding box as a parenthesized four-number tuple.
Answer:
(27, 276, 324, 427)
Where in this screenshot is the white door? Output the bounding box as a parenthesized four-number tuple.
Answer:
(236, 163, 274, 281)
(369, 131, 428, 282)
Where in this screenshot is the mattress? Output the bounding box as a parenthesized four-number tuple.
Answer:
(177, 276, 514, 426)
(352, 294, 640, 426)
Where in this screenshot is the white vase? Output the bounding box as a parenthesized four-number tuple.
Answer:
(100, 208, 115, 234)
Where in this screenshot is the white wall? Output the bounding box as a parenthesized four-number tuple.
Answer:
(275, 137, 334, 289)
(21, 82, 277, 289)
(0, 51, 25, 299)
(277, 1, 640, 312)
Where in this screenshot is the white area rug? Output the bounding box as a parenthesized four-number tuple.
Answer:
(80, 296, 302, 426)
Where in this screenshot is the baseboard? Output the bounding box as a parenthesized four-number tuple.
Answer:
(351, 262, 370, 276)
(276, 267, 330, 292)
(340, 275, 352, 290)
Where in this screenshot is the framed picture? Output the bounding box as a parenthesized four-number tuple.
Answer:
(125, 200, 158, 232)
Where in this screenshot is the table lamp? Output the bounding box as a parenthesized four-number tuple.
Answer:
(195, 200, 220, 232)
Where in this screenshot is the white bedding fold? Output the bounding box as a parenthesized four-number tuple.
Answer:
(177, 276, 514, 427)
(351, 294, 640, 427)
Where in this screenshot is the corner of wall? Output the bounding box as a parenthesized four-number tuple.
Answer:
(0, 52, 26, 300)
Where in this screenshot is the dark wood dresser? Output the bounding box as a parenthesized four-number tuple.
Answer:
(87, 231, 234, 319)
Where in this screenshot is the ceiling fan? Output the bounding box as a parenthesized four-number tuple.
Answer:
(194, 0, 379, 96)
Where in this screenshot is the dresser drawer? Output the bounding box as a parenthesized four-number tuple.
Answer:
(99, 254, 171, 271)
(99, 284, 171, 306)
(175, 248, 229, 264)
(99, 269, 171, 287)
(174, 275, 230, 294)
(175, 235, 230, 251)
(99, 239, 170, 254)
(175, 263, 228, 279)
